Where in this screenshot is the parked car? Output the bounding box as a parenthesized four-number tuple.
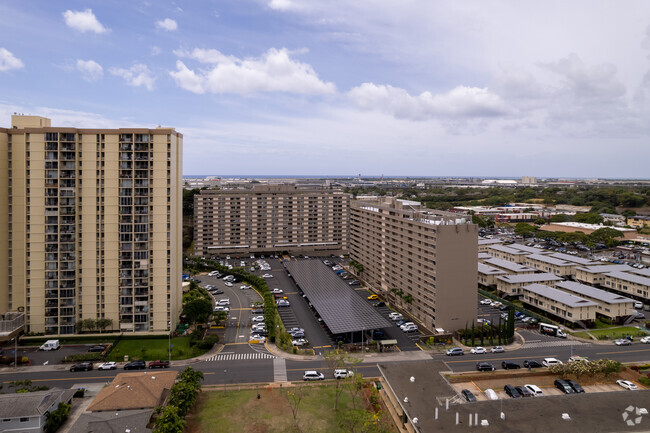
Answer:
(524, 384, 543, 396)
(88, 345, 106, 353)
(479, 299, 492, 305)
(615, 339, 632, 346)
(446, 347, 464, 356)
(148, 360, 170, 369)
(542, 358, 563, 367)
(504, 384, 521, 398)
(554, 379, 575, 394)
(224, 282, 233, 287)
(97, 362, 117, 370)
(523, 360, 543, 369)
(250, 334, 266, 342)
(401, 324, 418, 333)
(616, 380, 638, 390)
(461, 389, 477, 402)
(276, 299, 290, 307)
(515, 386, 534, 397)
(292, 338, 308, 347)
(124, 360, 146, 370)
(303, 370, 325, 381)
(252, 308, 264, 314)
(348, 280, 360, 286)
(271, 288, 283, 294)
(484, 389, 498, 400)
(491, 346, 505, 353)
(252, 315, 265, 322)
(470, 347, 487, 354)
(566, 380, 584, 393)
(502, 361, 521, 370)
(389, 313, 403, 321)
(367, 294, 379, 300)
(476, 362, 495, 372)
(334, 369, 354, 379)
(373, 301, 386, 307)
(70, 362, 93, 372)
(262, 274, 273, 278)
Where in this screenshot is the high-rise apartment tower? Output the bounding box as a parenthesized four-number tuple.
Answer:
(0, 115, 183, 335)
(350, 197, 477, 331)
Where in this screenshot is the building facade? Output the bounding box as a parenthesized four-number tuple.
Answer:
(193, 185, 349, 256)
(349, 197, 477, 332)
(0, 115, 183, 335)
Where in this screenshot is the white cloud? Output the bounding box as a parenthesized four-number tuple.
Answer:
(76, 59, 103, 81)
(63, 9, 108, 34)
(269, 0, 293, 10)
(0, 48, 24, 72)
(155, 18, 178, 32)
(151, 46, 162, 56)
(348, 83, 510, 120)
(110, 64, 155, 90)
(170, 47, 335, 95)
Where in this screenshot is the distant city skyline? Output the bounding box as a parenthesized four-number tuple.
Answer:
(1, 1, 650, 177)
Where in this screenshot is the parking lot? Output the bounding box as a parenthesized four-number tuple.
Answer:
(205, 255, 425, 353)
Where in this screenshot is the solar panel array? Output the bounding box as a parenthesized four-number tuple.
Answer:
(284, 260, 393, 334)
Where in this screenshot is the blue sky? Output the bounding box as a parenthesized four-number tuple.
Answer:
(1, 1, 650, 178)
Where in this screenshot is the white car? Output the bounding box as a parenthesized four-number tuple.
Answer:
(292, 338, 308, 346)
(252, 315, 265, 322)
(334, 369, 354, 379)
(542, 357, 563, 367)
(262, 274, 273, 278)
(479, 299, 492, 305)
(97, 362, 117, 370)
(389, 313, 403, 321)
(213, 306, 229, 312)
(271, 288, 283, 294)
(250, 335, 266, 343)
(224, 282, 233, 287)
(239, 285, 250, 290)
(470, 347, 487, 354)
(616, 380, 638, 390)
(490, 301, 502, 307)
(615, 339, 632, 346)
(401, 324, 418, 333)
(640, 336, 650, 344)
(217, 299, 230, 305)
(525, 384, 543, 396)
(491, 346, 505, 353)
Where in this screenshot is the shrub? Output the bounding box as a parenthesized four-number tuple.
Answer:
(62, 353, 102, 363)
(639, 376, 650, 386)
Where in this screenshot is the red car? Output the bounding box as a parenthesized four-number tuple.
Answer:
(148, 360, 170, 369)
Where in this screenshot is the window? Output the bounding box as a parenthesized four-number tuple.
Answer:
(20, 417, 29, 422)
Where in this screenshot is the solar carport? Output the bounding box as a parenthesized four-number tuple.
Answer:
(283, 260, 392, 335)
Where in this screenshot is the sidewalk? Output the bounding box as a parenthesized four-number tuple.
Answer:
(264, 342, 433, 363)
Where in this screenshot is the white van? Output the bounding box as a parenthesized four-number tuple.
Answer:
(39, 340, 60, 351)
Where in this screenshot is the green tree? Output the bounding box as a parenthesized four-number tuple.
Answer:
(323, 350, 361, 411)
(507, 307, 515, 339)
(182, 298, 213, 324)
(153, 405, 186, 433)
(45, 402, 70, 433)
(589, 227, 624, 247)
(95, 318, 113, 333)
(514, 223, 537, 238)
(573, 213, 604, 225)
(621, 209, 636, 217)
(550, 214, 570, 223)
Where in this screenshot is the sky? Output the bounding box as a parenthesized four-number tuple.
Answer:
(1, 1, 650, 178)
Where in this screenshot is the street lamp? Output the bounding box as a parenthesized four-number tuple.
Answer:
(223, 369, 227, 395)
(168, 322, 172, 362)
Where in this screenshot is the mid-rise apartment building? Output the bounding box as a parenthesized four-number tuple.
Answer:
(193, 185, 349, 256)
(0, 115, 183, 335)
(349, 197, 477, 332)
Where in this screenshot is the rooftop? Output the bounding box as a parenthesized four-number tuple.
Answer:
(555, 281, 636, 304)
(487, 244, 529, 255)
(68, 409, 153, 433)
(605, 271, 650, 286)
(483, 257, 536, 273)
(478, 263, 507, 276)
(87, 371, 178, 412)
(546, 222, 636, 233)
(548, 252, 599, 266)
(496, 273, 563, 284)
(575, 264, 632, 274)
(526, 253, 574, 267)
(284, 260, 392, 334)
(0, 388, 75, 418)
(522, 283, 599, 308)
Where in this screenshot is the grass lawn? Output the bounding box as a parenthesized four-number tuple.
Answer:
(106, 336, 205, 361)
(573, 326, 646, 340)
(185, 384, 392, 433)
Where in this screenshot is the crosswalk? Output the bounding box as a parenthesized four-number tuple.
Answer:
(524, 339, 591, 349)
(273, 357, 287, 382)
(206, 352, 276, 361)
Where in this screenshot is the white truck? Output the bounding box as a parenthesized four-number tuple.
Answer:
(39, 340, 60, 351)
(539, 323, 566, 338)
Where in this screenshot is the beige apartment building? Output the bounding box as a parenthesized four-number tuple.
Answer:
(554, 281, 636, 323)
(349, 197, 477, 332)
(602, 271, 650, 301)
(495, 273, 563, 298)
(193, 185, 349, 256)
(0, 115, 183, 335)
(521, 283, 598, 326)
